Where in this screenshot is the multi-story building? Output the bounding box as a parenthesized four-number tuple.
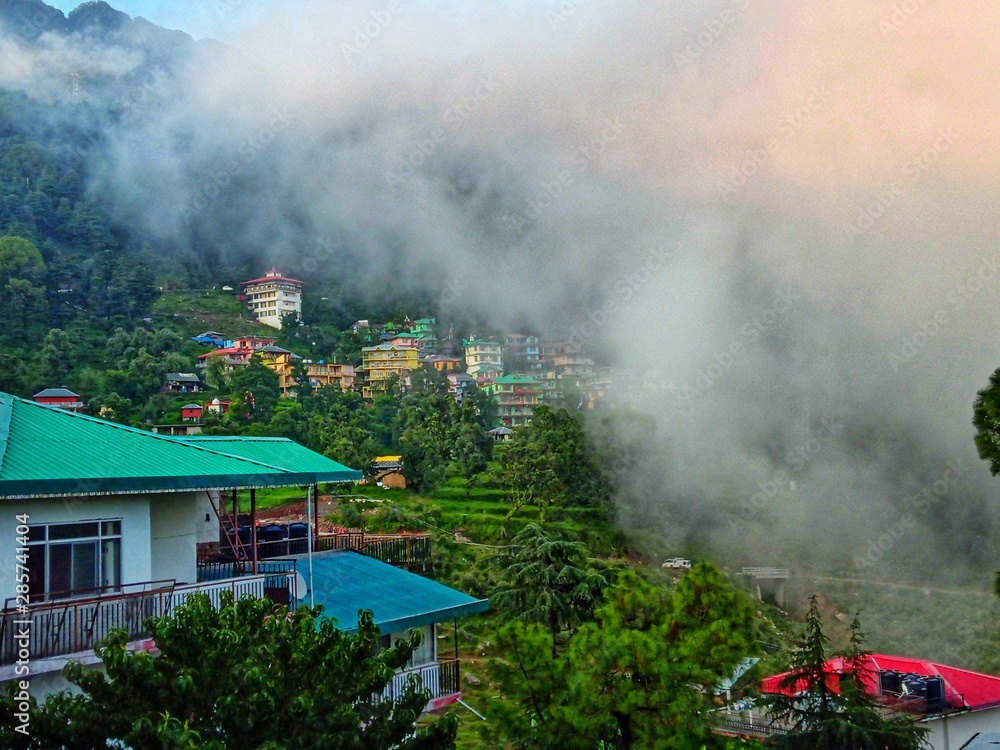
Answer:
(463, 338, 503, 385)
(421, 354, 462, 373)
(241, 268, 303, 329)
(502, 333, 541, 372)
(306, 362, 355, 393)
(410, 318, 437, 353)
(447, 372, 477, 402)
(361, 345, 419, 399)
(487, 373, 547, 428)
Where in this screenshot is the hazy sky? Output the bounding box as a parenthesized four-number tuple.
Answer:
(47, 1, 251, 42)
(15, 0, 1000, 575)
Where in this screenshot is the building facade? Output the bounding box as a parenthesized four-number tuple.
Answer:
(361, 345, 419, 399)
(463, 338, 503, 383)
(488, 373, 546, 428)
(241, 268, 303, 329)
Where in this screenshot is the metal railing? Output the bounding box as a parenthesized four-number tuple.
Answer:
(0, 573, 294, 666)
(380, 658, 461, 703)
(713, 714, 785, 738)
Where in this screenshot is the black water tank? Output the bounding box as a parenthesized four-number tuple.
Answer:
(924, 676, 945, 710)
(260, 524, 286, 542)
(903, 676, 927, 699)
(879, 670, 901, 694)
(288, 522, 308, 553)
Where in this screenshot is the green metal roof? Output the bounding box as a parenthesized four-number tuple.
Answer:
(301, 550, 489, 633)
(490, 374, 542, 384)
(0, 394, 360, 499)
(174, 437, 359, 480)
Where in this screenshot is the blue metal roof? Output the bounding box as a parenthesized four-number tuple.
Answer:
(296, 550, 488, 633)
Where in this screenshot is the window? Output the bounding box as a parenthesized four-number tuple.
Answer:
(27, 520, 122, 602)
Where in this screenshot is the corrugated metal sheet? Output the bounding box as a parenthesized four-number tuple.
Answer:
(301, 550, 488, 633)
(176, 436, 360, 478)
(0, 394, 360, 498)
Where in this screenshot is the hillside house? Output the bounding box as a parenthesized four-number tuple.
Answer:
(361, 345, 419, 400)
(755, 653, 1000, 750)
(0, 395, 487, 709)
(487, 373, 547, 427)
(0, 394, 359, 697)
(463, 338, 502, 384)
(242, 268, 302, 329)
(164, 372, 202, 393)
(181, 403, 203, 421)
(32, 388, 85, 412)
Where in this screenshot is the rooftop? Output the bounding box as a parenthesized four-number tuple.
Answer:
(763, 653, 1000, 713)
(33, 388, 79, 399)
(297, 550, 488, 633)
(242, 267, 303, 286)
(0, 394, 360, 498)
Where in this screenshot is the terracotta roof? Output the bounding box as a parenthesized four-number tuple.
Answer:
(242, 267, 303, 285)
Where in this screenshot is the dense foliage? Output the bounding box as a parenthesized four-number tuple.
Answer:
(764, 596, 926, 750)
(0, 592, 457, 750)
(486, 564, 759, 750)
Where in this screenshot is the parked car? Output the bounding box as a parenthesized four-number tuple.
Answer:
(661, 557, 692, 569)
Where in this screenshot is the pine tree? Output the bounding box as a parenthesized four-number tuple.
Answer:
(764, 597, 927, 750)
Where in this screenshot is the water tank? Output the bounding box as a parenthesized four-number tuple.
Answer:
(924, 676, 945, 710)
(288, 522, 309, 553)
(879, 670, 901, 694)
(902, 675, 927, 699)
(260, 524, 286, 541)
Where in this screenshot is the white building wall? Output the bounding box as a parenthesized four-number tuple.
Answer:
(0, 496, 152, 603)
(924, 707, 1000, 750)
(149, 492, 204, 585)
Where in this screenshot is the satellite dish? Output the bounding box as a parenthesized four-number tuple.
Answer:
(294, 571, 308, 601)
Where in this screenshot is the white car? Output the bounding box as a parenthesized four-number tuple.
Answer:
(661, 557, 692, 569)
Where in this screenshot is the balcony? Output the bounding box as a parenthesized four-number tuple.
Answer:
(0, 572, 295, 666)
(380, 658, 461, 708)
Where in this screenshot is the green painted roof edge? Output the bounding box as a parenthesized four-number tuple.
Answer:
(0, 394, 12, 477)
(0, 395, 360, 497)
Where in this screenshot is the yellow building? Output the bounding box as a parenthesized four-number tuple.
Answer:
(307, 362, 355, 393)
(361, 344, 419, 399)
(259, 348, 356, 398)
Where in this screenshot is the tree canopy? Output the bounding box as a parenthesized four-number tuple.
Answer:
(763, 596, 926, 750)
(0, 592, 457, 750)
(486, 563, 758, 750)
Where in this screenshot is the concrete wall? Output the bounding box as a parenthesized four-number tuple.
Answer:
(149, 492, 208, 585)
(0, 496, 152, 603)
(924, 707, 1000, 750)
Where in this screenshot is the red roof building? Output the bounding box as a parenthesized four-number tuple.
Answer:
(33, 388, 85, 412)
(762, 654, 1000, 750)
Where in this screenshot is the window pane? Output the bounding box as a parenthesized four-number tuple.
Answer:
(101, 539, 120, 591)
(27, 526, 45, 543)
(48, 544, 73, 598)
(26, 544, 45, 602)
(49, 522, 99, 540)
(102, 521, 121, 536)
(71, 542, 97, 595)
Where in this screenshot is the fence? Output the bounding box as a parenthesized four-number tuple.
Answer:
(0, 573, 294, 666)
(380, 658, 461, 703)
